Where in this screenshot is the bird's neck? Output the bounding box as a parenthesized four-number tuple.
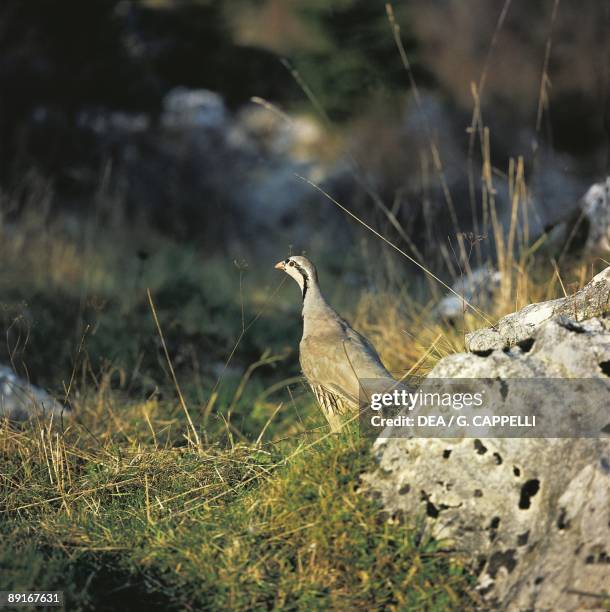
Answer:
(301, 281, 333, 337)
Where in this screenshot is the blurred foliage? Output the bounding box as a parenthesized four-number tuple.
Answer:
(0, 213, 302, 408)
(1, 0, 607, 245)
(285, 1, 424, 119)
(230, 0, 426, 119)
(0, 0, 422, 175)
(0, 0, 297, 182)
(1, 0, 608, 184)
(0, 0, 152, 179)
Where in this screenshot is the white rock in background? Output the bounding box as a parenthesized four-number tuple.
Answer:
(235, 104, 292, 155)
(581, 177, 610, 253)
(235, 103, 323, 161)
(161, 87, 227, 130)
(435, 267, 502, 321)
(0, 366, 68, 422)
(543, 176, 610, 256)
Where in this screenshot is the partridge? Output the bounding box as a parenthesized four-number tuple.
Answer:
(275, 256, 396, 431)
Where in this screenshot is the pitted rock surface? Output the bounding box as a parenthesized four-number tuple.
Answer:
(363, 314, 610, 610)
(466, 266, 610, 352)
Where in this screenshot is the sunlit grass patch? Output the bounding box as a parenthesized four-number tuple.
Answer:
(1, 414, 475, 610)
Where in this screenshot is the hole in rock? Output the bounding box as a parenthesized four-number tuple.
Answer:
(474, 439, 488, 455)
(488, 516, 501, 541)
(513, 466, 521, 477)
(426, 501, 440, 518)
(557, 508, 570, 530)
(474, 489, 483, 498)
(517, 338, 535, 353)
(583, 549, 610, 564)
(517, 531, 529, 546)
(519, 479, 540, 509)
(398, 484, 411, 495)
(558, 318, 586, 333)
(599, 361, 610, 376)
(442, 449, 452, 459)
(493, 452, 503, 465)
(487, 549, 517, 578)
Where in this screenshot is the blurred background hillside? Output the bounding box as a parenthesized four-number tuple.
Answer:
(0, 0, 609, 396)
(2, 0, 608, 249)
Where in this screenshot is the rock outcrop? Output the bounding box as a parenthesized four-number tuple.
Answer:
(435, 267, 502, 322)
(545, 177, 610, 256)
(0, 366, 67, 421)
(364, 270, 610, 610)
(466, 266, 610, 352)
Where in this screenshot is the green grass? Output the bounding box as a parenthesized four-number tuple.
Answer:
(0, 215, 477, 610)
(1, 419, 474, 611)
(2, 196, 599, 610)
(2, 189, 601, 610)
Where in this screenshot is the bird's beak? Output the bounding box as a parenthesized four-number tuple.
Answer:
(274, 261, 285, 270)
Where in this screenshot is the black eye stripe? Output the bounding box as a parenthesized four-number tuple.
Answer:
(291, 262, 309, 300)
(292, 262, 305, 275)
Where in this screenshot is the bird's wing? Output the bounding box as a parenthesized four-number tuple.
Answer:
(300, 323, 396, 407)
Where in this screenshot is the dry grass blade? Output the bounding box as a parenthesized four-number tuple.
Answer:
(536, 0, 561, 133)
(255, 402, 283, 447)
(295, 173, 494, 326)
(386, 2, 468, 267)
(147, 288, 201, 448)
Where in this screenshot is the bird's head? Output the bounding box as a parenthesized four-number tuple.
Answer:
(274, 255, 318, 297)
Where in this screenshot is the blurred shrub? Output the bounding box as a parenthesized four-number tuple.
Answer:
(407, 0, 609, 167)
(230, 0, 426, 119)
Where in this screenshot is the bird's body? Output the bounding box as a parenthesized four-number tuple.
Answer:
(275, 256, 396, 431)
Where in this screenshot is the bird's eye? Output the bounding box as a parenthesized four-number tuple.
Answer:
(288, 261, 295, 267)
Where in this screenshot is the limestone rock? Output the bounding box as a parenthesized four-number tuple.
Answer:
(545, 177, 610, 256)
(161, 88, 227, 131)
(363, 316, 610, 610)
(579, 178, 610, 253)
(0, 366, 68, 421)
(466, 266, 610, 352)
(435, 267, 502, 321)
